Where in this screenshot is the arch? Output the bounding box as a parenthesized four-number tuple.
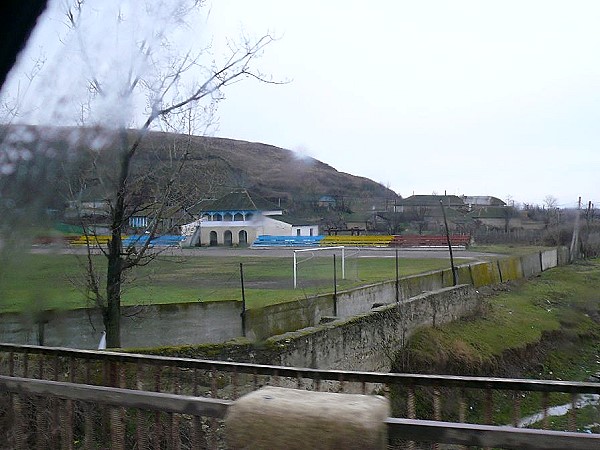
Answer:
(223, 213, 233, 221)
(209, 231, 218, 246)
(234, 212, 244, 221)
(245, 213, 254, 221)
(238, 230, 248, 245)
(224, 230, 233, 246)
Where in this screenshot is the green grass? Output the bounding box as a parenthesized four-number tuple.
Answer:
(0, 252, 451, 313)
(397, 258, 600, 427)
(405, 259, 600, 364)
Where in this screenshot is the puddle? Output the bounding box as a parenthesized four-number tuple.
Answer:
(516, 394, 600, 428)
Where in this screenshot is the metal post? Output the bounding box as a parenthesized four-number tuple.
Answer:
(293, 250, 297, 289)
(395, 248, 399, 303)
(333, 254, 338, 316)
(341, 246, 345, 280)
(240, 263, 246, 337)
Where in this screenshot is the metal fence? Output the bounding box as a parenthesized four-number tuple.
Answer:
(1, 343, 599, 449)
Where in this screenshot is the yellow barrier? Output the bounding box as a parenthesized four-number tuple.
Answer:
(68, 235, 127, 246)
(320, 235, 394, 247)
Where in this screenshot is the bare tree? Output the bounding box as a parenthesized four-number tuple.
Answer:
(408, 205, 429, 235)
(543, 195, 559, 210)
(502, 205, 519, 233)
(63, 1, 278, 347)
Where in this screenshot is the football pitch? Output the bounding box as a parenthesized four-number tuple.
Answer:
(0, 249, 475, 313)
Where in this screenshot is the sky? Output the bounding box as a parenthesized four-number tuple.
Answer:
(3, 0, 600, 208)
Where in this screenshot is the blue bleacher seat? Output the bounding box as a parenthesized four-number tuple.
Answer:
(251, 235, 325, 248)
(123, 235, 186, 247)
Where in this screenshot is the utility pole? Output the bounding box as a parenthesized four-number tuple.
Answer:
(569, 197, 581, 262)
(440, 199, 457, 286)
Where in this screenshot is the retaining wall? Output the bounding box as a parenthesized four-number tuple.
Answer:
(264, 284, 479, 371)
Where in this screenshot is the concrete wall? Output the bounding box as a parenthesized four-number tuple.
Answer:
(497, 257, 523, 282)
(521, 252, 542, 278)
(246, 296, 334, 341)
(253, 285, 479, 372)
(245, 269, 452, 341)
(0, 301, 242, 349)
(541, 248, 558, 271)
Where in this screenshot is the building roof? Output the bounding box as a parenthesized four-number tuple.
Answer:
(397, 195, 465, 207)
(318, 195, 336, 203)
(203, 190, 281, 212)
(467, 206, 512, 219)
(462, 196, 506, 207)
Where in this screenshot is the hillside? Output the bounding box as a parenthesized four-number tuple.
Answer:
(142, 131, 398, 212)
(0, 125, 398, 219)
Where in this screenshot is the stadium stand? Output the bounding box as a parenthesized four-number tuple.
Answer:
(251, 235, 325, 247)
(319, 235, 394, 247)
(68, 235, 114, 246)
(252, 234, 471, 249)
(391, 234, 471, 248)
(69, 235, 185, 247)
(122, 235, 186, 247)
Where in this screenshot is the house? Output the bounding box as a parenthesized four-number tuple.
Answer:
(317, 195, 337, 209)
(65, 182, 188, 235)
(63, 182, 111, 230)
(461, 196, 506, 211)
(183, 190, 319, 246)
(467, 206, 522, 231)
(393, 195, 466, 213)
(390, 195, 479, 234)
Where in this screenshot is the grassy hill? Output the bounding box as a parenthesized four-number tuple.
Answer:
(0, 125, 398, 222)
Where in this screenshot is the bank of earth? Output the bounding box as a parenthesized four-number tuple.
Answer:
(393, 258, 600, 429)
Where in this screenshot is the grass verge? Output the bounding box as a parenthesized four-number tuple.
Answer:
(393, 258, 600, 428)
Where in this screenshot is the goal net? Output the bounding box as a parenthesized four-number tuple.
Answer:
(293, 246, 361, 293)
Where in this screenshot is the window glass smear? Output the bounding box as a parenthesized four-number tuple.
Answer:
(0, 0, 263, 345)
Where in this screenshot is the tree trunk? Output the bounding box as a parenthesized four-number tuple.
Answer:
(103, 133, 131, 348)
(105, 231, 123, 348)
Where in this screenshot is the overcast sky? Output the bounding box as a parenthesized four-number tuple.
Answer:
(4, 1, 600, 208)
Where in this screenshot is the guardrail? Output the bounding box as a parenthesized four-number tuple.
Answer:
(1, 344, 599, 435)
(2, 372, 599, 449)
(385, 418, 600, 450)
(1, 374, 232, 449)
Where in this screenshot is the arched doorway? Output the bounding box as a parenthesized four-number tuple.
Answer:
(238, 230, 248, 245)
(224, 230, 233, 246)
(209, 231, 218, 246)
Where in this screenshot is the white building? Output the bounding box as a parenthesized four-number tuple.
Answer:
(182, 190, 319, 246)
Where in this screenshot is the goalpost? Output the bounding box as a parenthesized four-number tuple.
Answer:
(293, 246, 345, 289)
